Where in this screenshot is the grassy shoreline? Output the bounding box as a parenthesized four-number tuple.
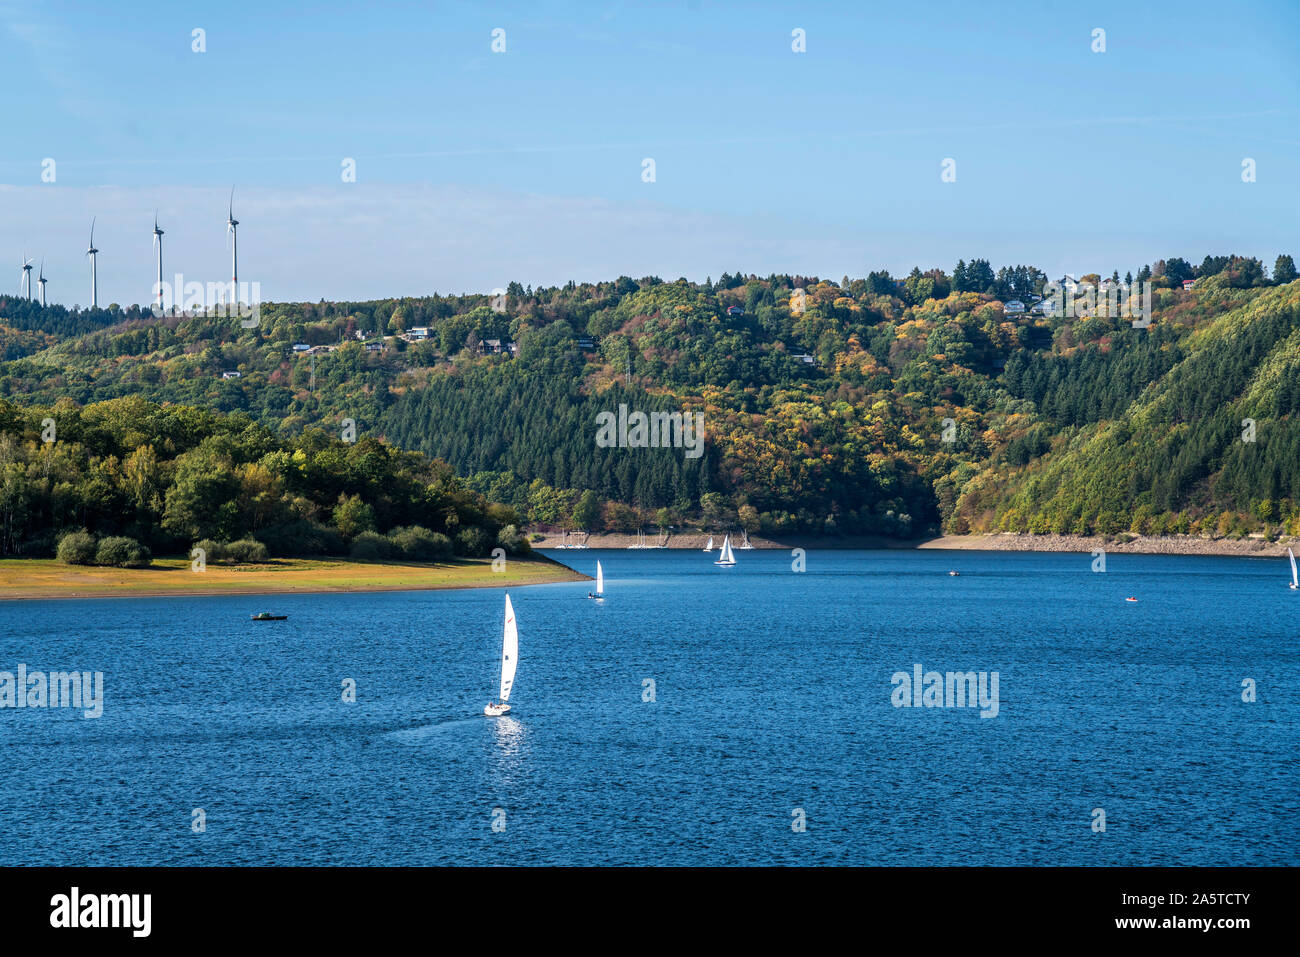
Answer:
(0, 555, 587, 601)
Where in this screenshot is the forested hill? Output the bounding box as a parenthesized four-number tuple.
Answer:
(2, 253, 1298, 542)
(962, 282, 1300, 536)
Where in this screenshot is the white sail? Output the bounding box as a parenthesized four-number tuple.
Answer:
(705, 536, 714, 551)
(715, 534, 736, 565)
(1289, 548, 1298, 588)
(499, 594, 518, 703)
(596, 560, 604, 596)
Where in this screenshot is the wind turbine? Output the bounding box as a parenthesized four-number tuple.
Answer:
(226, 187, 239, 300)
(20, 255, 33, 300)
(152, 212, 165, 311)
(37, 259, 47, 307)
(86, 218, 99, 309)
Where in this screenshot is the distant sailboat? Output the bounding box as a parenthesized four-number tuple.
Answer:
(589, 560, 605, 601)
(738, 531, 754, 550)
(714, 534, 736, 566)
(484, 594, 518, 716)
(704, 536, 714, 552)
(1289, 547, 1298, 590)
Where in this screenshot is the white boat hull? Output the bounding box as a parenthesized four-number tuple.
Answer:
(484, 703, 511, 716)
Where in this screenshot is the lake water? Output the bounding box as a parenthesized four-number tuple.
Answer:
(0, 548, 1295, 866)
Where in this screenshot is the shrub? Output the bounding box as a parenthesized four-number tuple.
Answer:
(94, 536, 151, 568)
(193, 538, 224, 563)
(256, 520, 344, 557)
(56, 530, 97, 566)
(496, 524, 531, 555)
(350, 530, 395, 561)
(387, 525, 454, 562)
(224, 538, 269, 563)
(455, 526, 492, 557)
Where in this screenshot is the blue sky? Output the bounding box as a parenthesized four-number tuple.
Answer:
(2, 0, 1298, 306)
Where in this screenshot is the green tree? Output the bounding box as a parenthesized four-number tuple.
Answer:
(572, 490, 601, 530)
(333, 493, 376, 540)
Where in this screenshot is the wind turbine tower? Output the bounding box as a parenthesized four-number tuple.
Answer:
(20, 255, 33, 300)
(227, 187, 239, 301)
(152, 213, 165, 311)
(86, 218, 99, 309)
(37, 260, 47, 307)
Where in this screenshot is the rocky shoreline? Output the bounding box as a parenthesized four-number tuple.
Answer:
(534, 530, 1298, 557)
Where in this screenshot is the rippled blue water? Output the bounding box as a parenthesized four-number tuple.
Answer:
(0, 548, 1295, 865)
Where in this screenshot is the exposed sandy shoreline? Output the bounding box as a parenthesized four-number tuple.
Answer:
(536, 531, 1298, 558)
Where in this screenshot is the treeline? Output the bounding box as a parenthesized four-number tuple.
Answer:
(0, 396, 530, 560)
(966, 284, 1300, 537)
(2, 253, 1298, 542)
(1003, 325, 1187, 427)
(382, 367, 711, 508)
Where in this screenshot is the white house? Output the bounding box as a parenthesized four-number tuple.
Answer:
(221, 371, 241, 379)
(409, 327, 430, 340)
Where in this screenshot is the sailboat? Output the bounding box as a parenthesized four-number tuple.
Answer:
(703, 536, 714, 552)
(714, 534, 736, 566)
(589, 560, 605, 601)
(738, 531, 755, 550)
(1289, 547, 1298, 590)
(484, 594, 518, 716)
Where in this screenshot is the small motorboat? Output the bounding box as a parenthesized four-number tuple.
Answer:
(1124, 597, 1138, 603)
(250, 612, 287, 620)
(948, 570, 959, 576)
